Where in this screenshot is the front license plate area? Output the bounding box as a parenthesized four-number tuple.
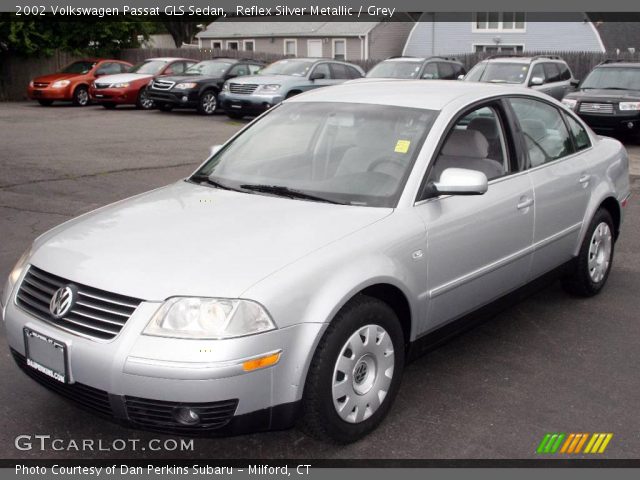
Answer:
(24, 328, 67, 383)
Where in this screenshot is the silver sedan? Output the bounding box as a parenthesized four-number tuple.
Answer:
(1, 81, 630, 443)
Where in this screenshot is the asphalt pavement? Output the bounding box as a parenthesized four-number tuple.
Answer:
(0, 101, 639, 460)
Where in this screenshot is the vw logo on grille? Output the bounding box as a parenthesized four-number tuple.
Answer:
(49, 285, 77, 319)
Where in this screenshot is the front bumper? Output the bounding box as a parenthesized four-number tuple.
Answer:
(3, 279, 324, 435)
(27, 86, 73, 101)
(89, 87, 138, 105)
(219, 92, 284, 116)
(147, 88, 199, 108)
(576, 110, 640, 134)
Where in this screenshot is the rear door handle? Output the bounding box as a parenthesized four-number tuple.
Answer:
(517, 197, 534, 210)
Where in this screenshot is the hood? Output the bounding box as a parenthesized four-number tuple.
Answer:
(94, 73, 152, 85)
(566, 88, 640, 102)
(30, 181, 391, 301)
(33, 73, 83, 82)
(230, 74, 298, 85)
(161, 74, 222, 84)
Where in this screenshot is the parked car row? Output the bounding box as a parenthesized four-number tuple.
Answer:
(27, 54, 640, 139)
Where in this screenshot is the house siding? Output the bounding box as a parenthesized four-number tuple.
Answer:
(404, 13, 604, 55)
(368, 21, 415, 59)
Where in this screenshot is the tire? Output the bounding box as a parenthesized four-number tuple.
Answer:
(300, 295, 405, 443)
(562, 208, 615, 297)
(158, 103, 173, 112)
(197, 91, 218, 115)
(37, 100, 53, 106)
(72, 85, 89, 106)
(226, 112, 244, 120)
(102, 103, 117, 110)
(136, 87, 154, 110)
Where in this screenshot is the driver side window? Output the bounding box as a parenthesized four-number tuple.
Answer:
(428, 105, 508, 184)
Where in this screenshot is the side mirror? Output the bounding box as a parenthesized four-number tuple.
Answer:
(210, 145, 223, 156)
(225, 73, 237, 80)
(457, 74, 465, 80)
(570, 79, 580, 87)
(529, 76, 544, 86)
(94, 70, 106, 77)
(428, 168, 488, 197)
(310, 72, 325, 81)
(422, 73, 435, 80)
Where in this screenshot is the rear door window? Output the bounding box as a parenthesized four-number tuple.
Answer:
(330, 63, 351, 79)
(438, 62, 456, 79)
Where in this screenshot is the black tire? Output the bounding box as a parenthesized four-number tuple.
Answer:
(136, 87, 154, 110)
(562, 208, 615, 297)
(158, 103, 173, 112)
(37, 100, 53, 106)
(300, 295, 405, 443)
(102, 103, 117, 110)
(72, 85, 89, 106)
(226, 112, 244, 120)
(197, 90, 218, 115)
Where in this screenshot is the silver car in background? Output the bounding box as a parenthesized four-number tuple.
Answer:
(1, 81, 630, 443)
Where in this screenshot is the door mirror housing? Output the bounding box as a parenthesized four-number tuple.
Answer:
(457, 74, 465, 80)
(529, 76, 544, 86)
(427, 168, 488, 197)
(310, 71, 326, 81)
(570, 78, 580, 87)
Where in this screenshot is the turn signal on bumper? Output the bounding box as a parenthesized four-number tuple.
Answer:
(242, 351, 281, 372)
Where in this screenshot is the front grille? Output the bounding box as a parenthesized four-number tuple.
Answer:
(125, 396, 239, 434)
(93, 83, 110, 89)
(229, 83, 258, 95)
(11, 349, 113, 417)
(33, 82, 49, 88)
(16, 266, 142, 341)
(579, 102, 615, 114)
(152, 79, 175, 90)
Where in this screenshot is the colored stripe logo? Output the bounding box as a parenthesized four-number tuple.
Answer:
(537, 433, 613, 454)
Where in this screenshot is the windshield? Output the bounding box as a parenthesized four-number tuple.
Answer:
(259, 59, 315, 77)
(61, 61, 97, 74)
(366, 61, 423, 79)
(185, 61, 232, 77)
(465, 62, 529, 84)
(193, 102, 437, 207)
(129, 60, 167, 75)
(581, 67, 640, 90)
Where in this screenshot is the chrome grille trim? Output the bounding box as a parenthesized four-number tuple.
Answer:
(151, 80, 175, 90)
(15, 266, 142, 341)
(579, 102, 615, 114)
(229, 83, 258, 95)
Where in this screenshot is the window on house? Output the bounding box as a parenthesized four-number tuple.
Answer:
(212, 41, 222, 49)
(474, 44, 524, 53)
(284, 39, 297, 56)
(474, 12, 525, 31)
(227, 41, 239, 50)
(244, 40, 255, 52)
(333, 39, 346, 61)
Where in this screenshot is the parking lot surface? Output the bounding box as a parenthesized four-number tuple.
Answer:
(1, 102, 639, 460)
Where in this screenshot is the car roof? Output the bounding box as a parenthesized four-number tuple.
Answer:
(481, 56, 565, 64)
(383, 57, 426, 63)
(597, 62, 640, 68)
(287, 80, 535, 110)
(144, 57, 195, 62)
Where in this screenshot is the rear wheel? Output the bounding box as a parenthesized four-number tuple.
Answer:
(300, 295, 405, 443)
(136, 87, 154, 110)
(562, 208, 615, 297)
(197, 91, 218, 115)
(102, 102, 117, 110)
(72, 86, 89, 106)
(37, 100, 53, 106)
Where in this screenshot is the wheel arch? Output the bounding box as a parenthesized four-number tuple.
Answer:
(358, 283, 412, 347)
(599, 196, 621, 239)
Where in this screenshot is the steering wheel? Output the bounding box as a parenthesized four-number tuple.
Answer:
(367, 158, 406, 175)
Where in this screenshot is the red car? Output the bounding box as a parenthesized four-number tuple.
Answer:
(89, 57, 197, 109)
(27, 59, 132, 106)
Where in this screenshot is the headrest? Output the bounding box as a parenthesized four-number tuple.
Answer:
(520, 119, 547, 142)
(441, 129, 489, 158)
(467, 116, 499, 140)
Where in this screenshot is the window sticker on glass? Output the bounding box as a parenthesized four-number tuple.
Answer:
(394, 140, 411, 153)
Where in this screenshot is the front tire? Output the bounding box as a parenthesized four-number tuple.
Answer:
(72, 86, 89, 106)
(562, 208, 615, 297)
(197, 91, 218, 115)
(300, 295, 405, 443)
(136, 87, 154, 110)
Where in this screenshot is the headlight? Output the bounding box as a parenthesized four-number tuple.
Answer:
(143, 297, 276, 339)
(29, 80, 34, 87)
(175, 82, 197, 90)
(562, 98, 577, 110)
(619, 102, 640, 111)
(2, 248, 30, 309)
(259, 84, 281, 93)
(222, 83, 229, 92)
(111, 82, 130, 88)
(51, 80, 70, 88)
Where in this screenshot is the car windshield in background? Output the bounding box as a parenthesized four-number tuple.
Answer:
(193, 102, 437, 207)
(466, 62, 529, 84)
(259, 59, 315, 77)
(366, 61, 423, 79)
(581, 67, 640, 90)
(129, 60, 167, 75)
(185, 61, 233, 77)
(61, 61, 97, 74)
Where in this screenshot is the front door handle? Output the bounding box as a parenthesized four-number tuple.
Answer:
(517, 197, 534, 210)
(579, 173, 591, 186)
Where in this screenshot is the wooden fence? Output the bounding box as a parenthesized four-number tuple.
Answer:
(3, 48, 640, 101)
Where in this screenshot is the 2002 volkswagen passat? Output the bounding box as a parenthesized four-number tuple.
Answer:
(1, 81, 630, 443)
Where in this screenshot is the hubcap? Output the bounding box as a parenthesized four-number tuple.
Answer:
(140, 89, 154, 109)
(77, 89, 88, 105)
(202, 93, 217, 114)
(332, 324, 394, 424)
(588, 222, 612, 283)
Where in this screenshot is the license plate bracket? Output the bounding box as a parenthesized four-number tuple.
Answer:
(23, 328, 68, 383)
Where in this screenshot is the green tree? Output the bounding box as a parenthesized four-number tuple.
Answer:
(160, 17, 220, 47)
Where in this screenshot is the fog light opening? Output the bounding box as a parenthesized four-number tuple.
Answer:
(627, 122, 634, 129)
(173, 406, 201, 426)
(182, 96, 188, 102)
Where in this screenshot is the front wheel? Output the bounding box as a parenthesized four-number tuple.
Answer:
(300, 295, 405, 443)
(136, 87, 154, 110)
(562, 208, 615, 297)
(197, 91, 218, 115)
(72, 86, 89, 106)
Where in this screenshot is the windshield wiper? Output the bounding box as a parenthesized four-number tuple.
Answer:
(190, 174, 240, 192)
(239, 184, 343, 204)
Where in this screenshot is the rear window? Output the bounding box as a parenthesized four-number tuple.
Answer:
(61, 61, 96, 74)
